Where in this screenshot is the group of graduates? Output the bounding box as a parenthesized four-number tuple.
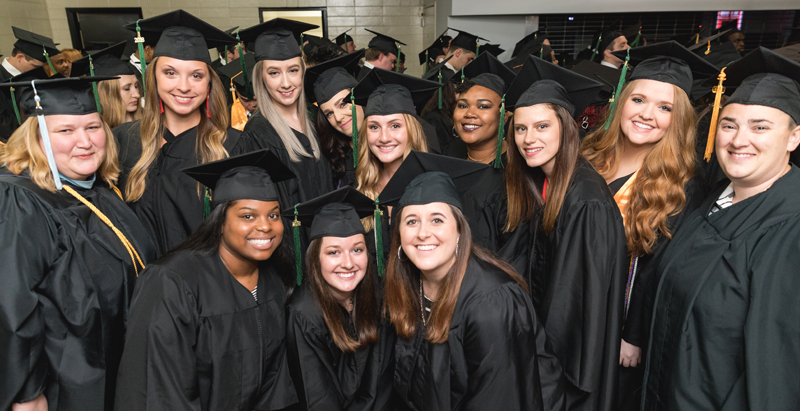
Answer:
(2, 8, 800, 411)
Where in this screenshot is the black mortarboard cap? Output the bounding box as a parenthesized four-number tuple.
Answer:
(379, 151, 490, 209)
(419, 45, 446, 65)
(570, 60, 631, 102)
(282, 186, 373, 241)
(123, 10, 238, 65)
(462, 51, 517, 97)
(422, 55, 456, 82)
(71, 41, 135, 77)
(722, 47, 800, 124)
(449, 28, 487, 53)
(335, 29, 354, 46)
(306, 49, 365, 105)
(365, 29, 406, 57)
(182, 149, 295, 208)
(694, 40, 741, 69)
(687, 30, 731, 50)
(612, 41, 720, 95)
(12, 27, 60, 64)
(506, 55, 604, 117)
(505, 43, 554, 73)
(512, 30, 544, 58)
(717, 21, 740, 35)
(238, 18, 318, 62)
(598, 30, 625, 55)
(481, 44, 505, 58)
(218, 52, 257, 99)
(0, 76, 116, 116)
(303, 34, 338, 55)
(622, 23, 643, 45)
(224, 27, 239, 36)
(351, 68, 442, 115)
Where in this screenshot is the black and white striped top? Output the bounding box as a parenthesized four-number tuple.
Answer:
(251, 286, 258, 302)
(709, 184, 735, 215)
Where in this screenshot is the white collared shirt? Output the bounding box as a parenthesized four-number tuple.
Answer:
(445, 61, 456, 72)
(363, 61, 375, 69)
(600, 60, 620, 69)
(2, 58, 22, 77)
(130, 53, 142, 73)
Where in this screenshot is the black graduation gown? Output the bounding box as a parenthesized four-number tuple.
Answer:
(643, 166, 800, 411)
(115, 122, 242, 255)
(0, 66, 21, 142)
(460, 167, 511, 252)
(285, 285, 395, 411)
(337, 146, 357, 189)
(115, 250, 298, 411)
(111, 120, 143, 188)
(498, 160, 627, 411)
(356, 65, 372, 81)
(393, 258, 565, 411)
(442, 138, 508, 167)
(422, 110, 455, 154)
(0, 170, 157, 411)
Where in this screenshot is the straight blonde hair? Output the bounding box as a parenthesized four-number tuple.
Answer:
(98, 78, 141, 129)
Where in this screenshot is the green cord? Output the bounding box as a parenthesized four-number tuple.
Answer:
(203, 187, 212, 218)
(351, 88, 359, 168)
(396, 45, 401, 72)
(604, 49, 631, 131)
(293, 205, 303, 286)
(475, 42, 480, 56)
(631, 27, 642, 48)
(236, 33, 252, 97)
(374, 197, 385, 277)
(493, 96, 505, 169)
(461, 67, 465, 83)
(590, 34, 603, 62)
(135, 20, 147, 95)
(437, 70, 442, 110)
(88, 55, 102, 114)
(10, 87, 21, 125)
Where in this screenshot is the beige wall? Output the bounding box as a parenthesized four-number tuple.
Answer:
(1, 0, 426, 76)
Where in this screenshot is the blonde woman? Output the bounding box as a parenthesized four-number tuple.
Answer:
(0, 77, 156, 411)
(114, 11, 241, 256)
(580, 42, 716, 411)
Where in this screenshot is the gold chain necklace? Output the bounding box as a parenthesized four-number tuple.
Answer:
(466, 150, 495, 163)
(419, 278, 426, 327)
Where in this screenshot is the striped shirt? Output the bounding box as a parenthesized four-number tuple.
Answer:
(251, 286, 258, 302)
(709, 184, 735, 215)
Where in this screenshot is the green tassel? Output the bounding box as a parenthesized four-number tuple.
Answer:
(203, 187, 212, 218)
(590, 34, 603, 62)
(10, 87, 21, 125)
(88, 56, 102, 114)
(350, 88, 359, 168)
(631, 27, 642, 48)
(604, 49, 631, 131)
(42, 46, 56, 76)
(539, 47, 544, 59)
(293, 205, 303, 286)
(374, 197, 385, 277)
(437, 70, 442, 110)
(134, 20, 147, 96)
(493, 96, 505, 169)
(236, 33, 253, 97)
(460, 67, 465, 83)
(475, 42, 480, 56)
(425, 49, 429, 72)
(396, 44, 401, 72)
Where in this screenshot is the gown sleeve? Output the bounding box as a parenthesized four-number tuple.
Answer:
(114, 265, 200, 411)
(0, 187, 56, 407)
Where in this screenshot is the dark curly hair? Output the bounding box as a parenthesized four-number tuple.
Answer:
(315, 105, 351, 186)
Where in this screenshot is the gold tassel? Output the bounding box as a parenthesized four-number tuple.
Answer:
(704, 68, 727, 162)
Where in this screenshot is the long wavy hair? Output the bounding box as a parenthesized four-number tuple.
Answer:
(125, 57, 230, 202)
(305, 236, 380, 351)
(505, 104, 581, 234)
(384, 204, 526, 343)
(355, 113, 427, 230)
(315, 105, 351, 185)
(98, 78, 141, 129)
(580, 79, 697, 256)
(252, 59, 320, 162)
(0, 116, 119, 192)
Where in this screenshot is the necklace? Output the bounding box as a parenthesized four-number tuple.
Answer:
(466, 150, 495, 163)
(419, 278, 426, 327)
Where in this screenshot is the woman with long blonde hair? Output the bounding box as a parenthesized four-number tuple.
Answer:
(0, 77, 156, 411)
(114, 11, 241, 256)
(579, 42, 716, 411)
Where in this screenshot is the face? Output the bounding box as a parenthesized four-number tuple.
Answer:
(220, 200, 284, 263)
(619, 80, 674, 149)
(263, 57, 303, 107)
(119, 75, 141, 113)
(729, 32, 745, 53)
(716, 104, 800, 190)
(453, 85, 502, 147)
(155, 57, 210, 117)
(400, 202, 459, 279)
(373, 53, 397, 71)
(320, 89, 364, 135)
(40, 113, 107, 181)
(366, 113, 409, 167)
(144, 45, 155, 63)
(226, 46, 240, 62)
(318, 234, 369, 304)
(604, 35, 630, 66)
(449, 48, 476, 71)
(514, 105, 561, 176)
(52, 54, 71, 77)
(15, 54, 44, 72)
(344, 41, 356, 53)
(238, 92, 258, 113)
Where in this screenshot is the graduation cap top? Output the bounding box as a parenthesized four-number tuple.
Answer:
(379, 151, 490, 209)
(721, 47, 800, 124)
(448, 28, 488, 53)
(335, 29, 354, 46)
(365, 29, 406, 57)
(506, 55, 604, 117)
(570, 60, 631, 100)
(694, 40, 741, 70)
(237, 18, 318, 62)
(124, 10, 238, 65)
(481, 44, 506, 58)
(303, 34, 338, 55)
(182, 149, 295, 209)
(422, 55, 456, 82)
(12, 27, 60, 64)
(218, 52, 257, 98)
(0, 76, 117, 117)
(462, 51, 517, 97)
(512, 30, 545, 58)
(71, 41, 135, 77)
(419, 45, 446, 66)
(351, 68, 442, 116)
(282, 186, 373, 241)
(307, 49, 365, 106)
(611, 41, 720, 95)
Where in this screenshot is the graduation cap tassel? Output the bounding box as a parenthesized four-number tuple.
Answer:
(437, 70, 443, 110)
(293, 205, 303, 286)
(475, 41, 480, 57)
(493, 96, 505, 169)
(631, 27, 642, 48)
(604, 49, 631, 131)
(31, 81, 62, 191)
(460, 67, 465, 83)
(705, 41, 711, 55)
(396, 44, 401, 72)
(236, 34, 253, 97)
(9, 87, 21, 125)
(135, 20, 147, 96)
(590, 34, 602, 62)
(425, 49, 429, 72)
(203, 187, 212, 218)
(350, 88, 359, 168)
(374, 197, 385, 277)
(704, 68, 727, 162)
(88, 56, 102, 114)
(41, 45, 57, 77)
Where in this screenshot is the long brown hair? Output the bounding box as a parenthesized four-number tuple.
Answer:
(125, 57, 230, 202)
(505, 104, 581, 234)
(580, 79, 697, 256)
(384, 205, 526, 343)
(98, 78, 141, 129)
(305, 236, 380, 351)
(0, 116, 119, 192)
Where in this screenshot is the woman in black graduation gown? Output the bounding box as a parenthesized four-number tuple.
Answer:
(232, 19, 333, 207)
(380, 165, 564, 411)
(579, 43, 717, 411)
(115, 150, 298, 411)
(283, 187, 395, 410)
(643, 48, 800, 411)
(0, 77, 156, 411)
(419, 59, 458, 153)
(115, 10, 242, 256)
(498, 56, 627, 411)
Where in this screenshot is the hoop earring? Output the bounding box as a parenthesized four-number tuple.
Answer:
(159, 98, 164, 114)
(398, 247, 408, 262)
(452, 126, 458, 138)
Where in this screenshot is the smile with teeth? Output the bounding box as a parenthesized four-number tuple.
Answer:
(462, 123, 481, 131)
(378, 144, 398, 152)
(633, 121, 654, 130)
(729, 152, 755, 159)
(524, 147, 543, 154)
(335, 271, 356, 279)
(172, 95, 195, 104)
(248, 238, 273, 247)
(416, 245, 437, 251)
(279, 89, 295, 97)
